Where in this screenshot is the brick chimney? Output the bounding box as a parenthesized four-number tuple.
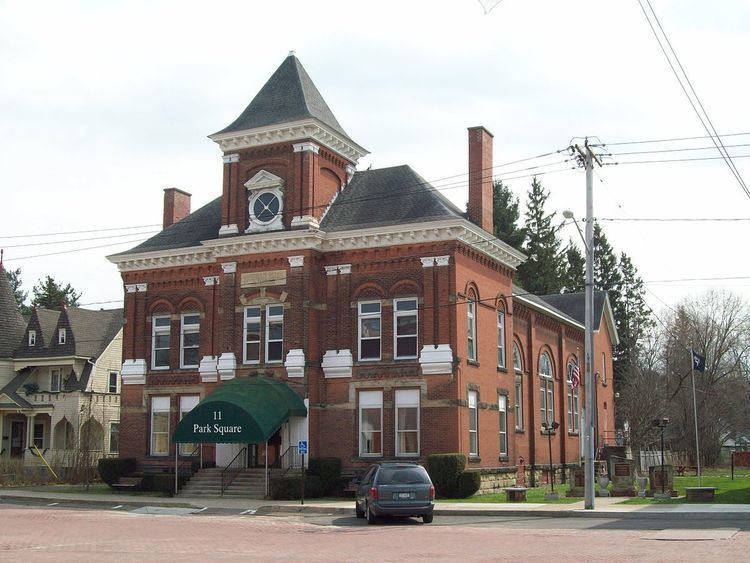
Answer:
(467, 126, 494, 232)
(163, 188, 191, 229)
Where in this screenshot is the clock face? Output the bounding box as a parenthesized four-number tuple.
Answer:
(253, 192, 280, 223)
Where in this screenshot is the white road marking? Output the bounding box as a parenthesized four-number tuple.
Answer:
(240, 509, 257, 515)
(112, 505, 123, 509)
(47, 502, 59, 506)
(195, 507, 208, 512)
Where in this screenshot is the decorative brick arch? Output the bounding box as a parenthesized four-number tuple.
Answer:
(389, 279, 420, 298)
(353, 281, 386, 301)
(464, 281, 480, 302)
(177, 296, 204, 313)
(148, 299, 175, 316)
(538, 346, 556, 379)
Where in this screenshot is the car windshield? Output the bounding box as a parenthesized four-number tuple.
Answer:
(377, 467, 430, 485)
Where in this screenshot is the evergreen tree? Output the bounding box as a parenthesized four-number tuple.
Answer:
(516, 177, 564, 294)
(492, 180, 525, 252)
(562, 241, 585, 293)
(4, 267, 30, 315)
(593, 222, 622, 307)
(31, 276, 81, 310)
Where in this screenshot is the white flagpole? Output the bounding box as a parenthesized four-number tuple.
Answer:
(690, 348, 701, 487)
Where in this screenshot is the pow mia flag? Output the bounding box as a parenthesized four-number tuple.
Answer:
(691, 350, 706, 373)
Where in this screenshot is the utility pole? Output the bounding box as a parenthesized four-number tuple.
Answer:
(573, 139, 602, 510)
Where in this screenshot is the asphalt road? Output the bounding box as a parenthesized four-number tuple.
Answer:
(1, 498, 749, 561)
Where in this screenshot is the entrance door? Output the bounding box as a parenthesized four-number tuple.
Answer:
(10, 421, 25, 458)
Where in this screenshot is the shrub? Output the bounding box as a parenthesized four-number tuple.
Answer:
(427, 453, 466, 498)
(308, 457, 341, 495)
(270, 474, 324, 500)
(146, 473, 189, 496)
(98, 458, 137, 486)
(458, 470, 481, 498)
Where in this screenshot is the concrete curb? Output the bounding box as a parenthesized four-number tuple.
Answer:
(0, 494, 196, 510)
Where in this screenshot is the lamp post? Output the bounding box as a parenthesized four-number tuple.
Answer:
(542, 420, 560, 496)
(652, 417, 670, 496)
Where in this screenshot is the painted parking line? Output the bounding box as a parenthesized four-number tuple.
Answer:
(195, 507, 208, 513)
(112, 505, 123, 510)
(240, 509, 257, 515)
(47, 502, 59, 506)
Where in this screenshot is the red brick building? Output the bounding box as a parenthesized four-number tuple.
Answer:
(108, 53, 617, 486)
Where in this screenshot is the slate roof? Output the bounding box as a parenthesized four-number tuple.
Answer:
(320, 165, 465, 232)
(512, 284, 582, 327)
(0, 370, 34, 408)
(213, 54, 352, 143)
(538, 291, 608, 331)
(0, 266, 26, 358)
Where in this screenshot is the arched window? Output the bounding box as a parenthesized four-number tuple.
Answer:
(513, 342, 524, 430)
(467, 292, 477, 362)
(497, 306, 506, 368)
(539, 352, 554, 426)
(566, 357, 581, 433)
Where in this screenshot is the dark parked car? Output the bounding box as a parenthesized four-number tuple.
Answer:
(355, 462, 435, 524)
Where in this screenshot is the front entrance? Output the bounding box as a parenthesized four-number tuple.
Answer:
(10, 420, 25, 458)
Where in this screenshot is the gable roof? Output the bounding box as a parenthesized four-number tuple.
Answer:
(320, 165, 465, 232)
(213, 54, 352, 143)
(538, 291, 607, 330)
(0, 266, 26, 358)
(513, 284, 582, 328)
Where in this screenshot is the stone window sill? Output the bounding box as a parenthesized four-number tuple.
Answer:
(468, 456, 481, 463)
(467, 359, 480, 368)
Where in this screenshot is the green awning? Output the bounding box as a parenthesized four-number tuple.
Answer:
(173, 376, 307, 444)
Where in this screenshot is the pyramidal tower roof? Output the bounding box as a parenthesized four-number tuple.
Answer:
(213, 52, 351, 141)
(0, 262, 26, 358)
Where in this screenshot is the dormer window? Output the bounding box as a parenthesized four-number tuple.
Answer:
(58, 328, 66, 344)
(29, 330, 36, 346)
(244, 170, 284, 233)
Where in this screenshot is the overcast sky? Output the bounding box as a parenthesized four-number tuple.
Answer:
(1, 0, 748, 317)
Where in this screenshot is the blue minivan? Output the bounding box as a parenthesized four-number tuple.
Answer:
(355, 462, 435, 524)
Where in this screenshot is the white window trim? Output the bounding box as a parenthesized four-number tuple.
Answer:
(393, 297, 418, 360)
(151, 315, 171, 371)
(497, 310, 506, 368)
(467, 300, 477, 361)
(265, 304, 284, 364)
(359, 390, 383, 457)
(601, 352, 607, 385)
(58, 328, 66, 344)
(50, 368, 62, 393)
(499, 394, 508, 456)
(243, 306, 261, 365)
(150, 396, 170, 456)
(28, 330, 36, 346)
(358, 300, 382, 362)
(514, 379, 524, 430)
(539, 353, 554, 427)
(109, 422, 120, 454)
(179, 313, 200, 369)
(468, 390, 479, 457)
(108, 371, 119, 394)
(395, 389, 420, 456)
(567, 361, 580, 433)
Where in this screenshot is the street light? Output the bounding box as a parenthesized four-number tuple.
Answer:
(652, 417, 671, 496)
(542, 420, 560, 495)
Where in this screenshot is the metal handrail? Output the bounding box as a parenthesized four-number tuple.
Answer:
(277, 445, 301, 474)
(221, 447, 247, 496)
(175, 445, 202, 494)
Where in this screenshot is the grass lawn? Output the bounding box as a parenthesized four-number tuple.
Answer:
(621, 468, 750, 504)
(437, 484, 582, 504)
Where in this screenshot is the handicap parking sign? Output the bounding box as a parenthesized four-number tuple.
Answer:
(298, 440, 308, 455)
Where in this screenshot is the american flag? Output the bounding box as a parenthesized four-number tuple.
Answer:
(571, 362, 581, 389)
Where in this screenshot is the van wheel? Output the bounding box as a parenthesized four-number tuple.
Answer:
(355, 502, 365, 519)
(422, 514, 433, 524)
(366, 503, 377, 525)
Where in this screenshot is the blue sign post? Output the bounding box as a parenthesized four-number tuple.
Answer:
(298, 441, 308, 504)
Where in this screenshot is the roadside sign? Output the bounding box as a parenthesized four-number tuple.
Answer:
(298, 440, 308, 455)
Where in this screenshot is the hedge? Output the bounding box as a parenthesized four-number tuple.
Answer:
(308, 457, 341, 496)
(98, 458, 136, 486)
(458, 470, 481, 498)
(270, 474, 323, 500)
(427, 453, 466, 498)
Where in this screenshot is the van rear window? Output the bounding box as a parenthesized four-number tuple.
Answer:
(377, 467, 430, 484)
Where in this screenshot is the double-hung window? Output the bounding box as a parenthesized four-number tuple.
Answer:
(567, 361, 580, 433)
(152, 315, 171, 370)
(150, 396, 170, 456)
(513, 343, 524, 430)
(50, 368, 62, 392)
(109, 423, 120, 453)
(359, 390, 383, 456)
(244, 307, 261, 363)
(395, 389, 420, 456)
(58, 328, 66, 344)
(108, 371, 118, 394)
(180, 313, 200, 368)
(497, 310, 506, 368)
(33, 422, 44, 448)
(358, 301, 381, 361)
(498, 395, 508, 457)
(467, 300, 477, 361)
(179, 395, 200, 455)
(28, 330, 36, 346)
(539, 352, 554, 427)
(394, 298, 418, 359)
(468, 390, 479, 457)
(265, 305, 284, 363)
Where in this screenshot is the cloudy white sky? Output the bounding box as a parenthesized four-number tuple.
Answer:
(1, 0, 748, 316)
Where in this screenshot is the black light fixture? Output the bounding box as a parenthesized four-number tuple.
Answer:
(542, 420, 561, 492)
(652, 417, 671, 495)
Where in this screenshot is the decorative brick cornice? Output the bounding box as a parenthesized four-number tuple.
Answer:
(125, 283, 147, 293)
(325, 264, 351, 276)
(292, 141, 320, 154)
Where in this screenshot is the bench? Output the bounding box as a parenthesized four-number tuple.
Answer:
(505, 487, 529, 502)
(685, 486, 716, 502)
(111, 476, 143, 493)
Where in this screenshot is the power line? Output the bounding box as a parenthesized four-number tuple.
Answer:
(591, 131, 750, 148)
(607, 141, 750, 157)
(605, 153, 750, 165)
(636, 0, 750, 199)
(599, 217, 750, 223)
(0, 223, 161, 240)
(1, 230, 161, 249)
(3, 237, 151, 262)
